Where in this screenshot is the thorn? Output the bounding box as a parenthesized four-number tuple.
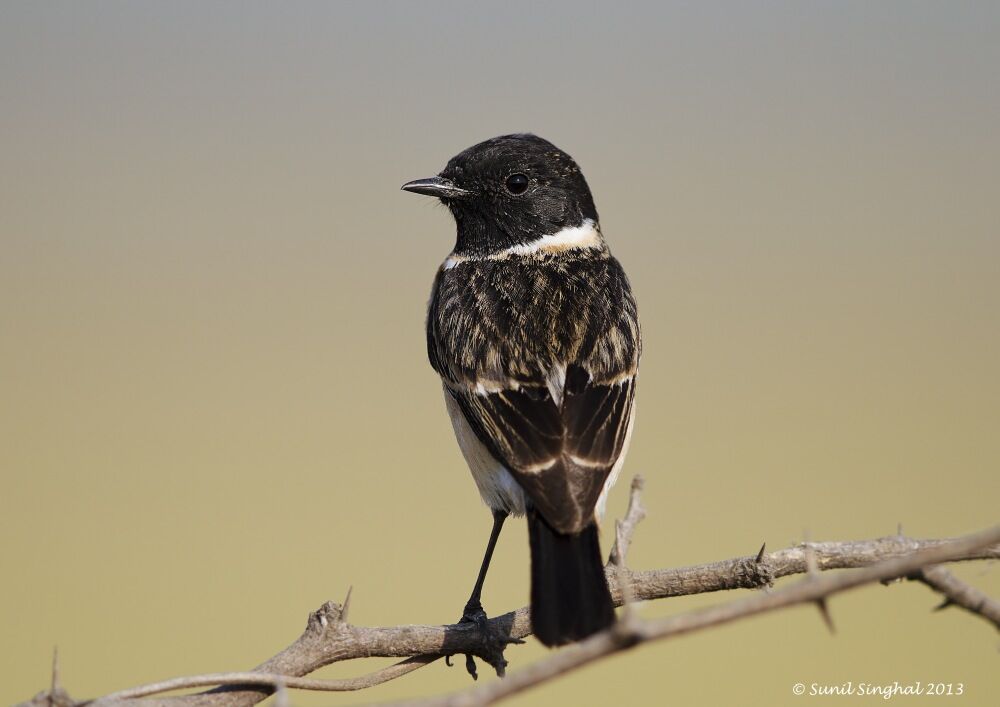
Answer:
(50, 647, 61, 703)
(755, 542, 767, 563)
(612, 518, 626, 565)
(445, 654, 453, 667)
(804, 538, 820, 578)
(465, 653, 478, 681)
(933, 598, 955, 612)
(803, 537, 833, 633)
(815, 598, 836, 634)
(341, 586, 353, 623)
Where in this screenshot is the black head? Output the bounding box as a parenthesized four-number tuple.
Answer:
(402, 134, 599, 257)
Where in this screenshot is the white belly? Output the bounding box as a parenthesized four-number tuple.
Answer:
(444, 389, 527, 515)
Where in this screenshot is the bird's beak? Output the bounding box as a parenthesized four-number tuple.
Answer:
(400, 176, 471, 199)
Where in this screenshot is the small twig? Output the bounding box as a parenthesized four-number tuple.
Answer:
(607, 475, 646, 566)
(609, 476, 644, 626)
(611, 528, 636, 626)
(914, 565, 1000, 631)
(84, 657, 440, 704)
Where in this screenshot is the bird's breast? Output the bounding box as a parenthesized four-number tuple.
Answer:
(426, 250, 638, 388)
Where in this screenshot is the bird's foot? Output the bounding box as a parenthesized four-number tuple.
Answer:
(445, 600, 524, 680)
(460, 600, 490, 632)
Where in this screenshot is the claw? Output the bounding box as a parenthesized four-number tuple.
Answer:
(447, 602, 522, 680)
(457, 603, 488, 679)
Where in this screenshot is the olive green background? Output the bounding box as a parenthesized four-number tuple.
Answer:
(2, 2, 998, 706)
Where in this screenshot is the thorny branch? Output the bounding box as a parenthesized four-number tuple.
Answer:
(17, 476, 1000, 707)
(913, 565, 1000, 631)
(391, 526, 1000, 707)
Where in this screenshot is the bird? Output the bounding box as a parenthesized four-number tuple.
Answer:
(401, 134, 640, 650)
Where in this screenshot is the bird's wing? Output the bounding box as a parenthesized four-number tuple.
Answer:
(430, 254, 639, 534)
(448, 369, 635, 533)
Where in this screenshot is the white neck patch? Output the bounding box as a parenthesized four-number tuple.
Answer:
(444, 219, 602, 270)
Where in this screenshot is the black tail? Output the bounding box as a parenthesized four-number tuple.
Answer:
(528, 510, 615, 647)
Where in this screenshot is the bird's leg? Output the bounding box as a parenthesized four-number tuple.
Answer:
(461, 509, 507, 626)
(452, 509, 521, 680)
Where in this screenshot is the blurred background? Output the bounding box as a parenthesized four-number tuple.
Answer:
(2, 2, 998, 705)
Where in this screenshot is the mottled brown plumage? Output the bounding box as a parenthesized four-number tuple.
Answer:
(427, 246, 639, 533)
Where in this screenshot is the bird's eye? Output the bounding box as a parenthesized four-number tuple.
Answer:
(505, 173, 530, 195)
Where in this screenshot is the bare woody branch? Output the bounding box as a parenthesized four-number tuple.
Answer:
(16, 476, 1000, 707)
(67, 534, 1000, 707)
(389, 525, 1000, 707)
